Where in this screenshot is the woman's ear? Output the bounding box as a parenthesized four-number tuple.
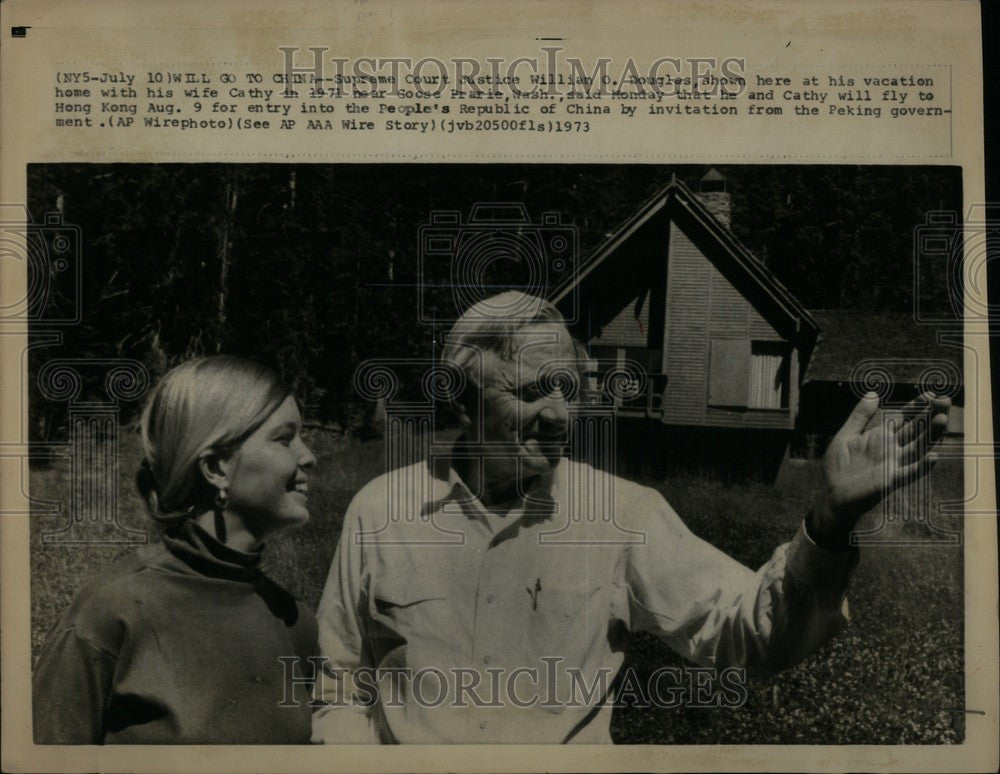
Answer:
(197, 449, 234, 492)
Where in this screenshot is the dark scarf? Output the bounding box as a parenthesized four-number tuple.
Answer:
(161, 520, 299, 626)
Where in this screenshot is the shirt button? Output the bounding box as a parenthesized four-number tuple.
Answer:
(479, 720, 488, 730)
(486, 593, 494, 603)
(483, 655, 492, 665)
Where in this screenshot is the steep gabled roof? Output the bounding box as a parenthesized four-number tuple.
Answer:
(549, 175, 817, 338)
(803, 309, 962, 385)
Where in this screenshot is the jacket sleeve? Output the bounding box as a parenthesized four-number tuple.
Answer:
(311, 500, 380, 744)
(32, 626, 116, 744)
(623, 490, 858, 674)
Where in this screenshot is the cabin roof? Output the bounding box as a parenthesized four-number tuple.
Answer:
(549, 175, 818, 337)
(803, 309, 962, 385)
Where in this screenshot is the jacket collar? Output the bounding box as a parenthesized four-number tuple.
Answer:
(161, 519, 264, 583)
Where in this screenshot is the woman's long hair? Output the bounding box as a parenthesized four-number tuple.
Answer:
(135, 356, 290, 524)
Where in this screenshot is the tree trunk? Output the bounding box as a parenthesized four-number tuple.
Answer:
(216, 177, 239, 350)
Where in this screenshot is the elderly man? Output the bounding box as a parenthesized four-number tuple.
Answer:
(312, 291, 949, 744)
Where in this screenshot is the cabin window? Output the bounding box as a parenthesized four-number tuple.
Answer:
(708, 339, 750, 407)
(748, 341, 790, 409)
(586, 345, 662, 408)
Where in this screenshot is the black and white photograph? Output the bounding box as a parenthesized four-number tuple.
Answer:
(25, 163, 966, 746)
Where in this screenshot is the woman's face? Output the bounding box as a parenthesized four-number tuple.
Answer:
(222, 395, 317, 535)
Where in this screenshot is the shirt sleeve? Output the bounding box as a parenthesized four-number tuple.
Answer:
(311, 499, 380, 744)
(32, 626, 116, 744)
(623, 490, 858, 674)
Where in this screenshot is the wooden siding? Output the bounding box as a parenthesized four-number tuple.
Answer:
(662, 221, 792, 429)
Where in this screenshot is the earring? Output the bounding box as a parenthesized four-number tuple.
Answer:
(214, 488, 228, 510)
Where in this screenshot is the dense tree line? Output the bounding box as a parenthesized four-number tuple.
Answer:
(25, 164, 961, 440)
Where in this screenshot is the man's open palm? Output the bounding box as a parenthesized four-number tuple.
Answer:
(822, 391, 951, 524)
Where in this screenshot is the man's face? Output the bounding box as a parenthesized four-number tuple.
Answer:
(469, 321, 579, 483)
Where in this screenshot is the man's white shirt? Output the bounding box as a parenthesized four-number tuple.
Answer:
(312, 455, 857, 744)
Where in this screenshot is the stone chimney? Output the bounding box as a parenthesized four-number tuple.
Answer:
(697, 167, 731, 228)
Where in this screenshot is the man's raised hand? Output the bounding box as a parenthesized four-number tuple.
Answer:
(812, 391, 951, 546)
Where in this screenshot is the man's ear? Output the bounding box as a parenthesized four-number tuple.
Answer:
(197, 449, 235, 492)
(452, 399, 472, 432)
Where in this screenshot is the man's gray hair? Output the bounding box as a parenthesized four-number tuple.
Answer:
(439, 291, 586, 401)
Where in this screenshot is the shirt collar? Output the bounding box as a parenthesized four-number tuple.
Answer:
(435, 443, 565, 527)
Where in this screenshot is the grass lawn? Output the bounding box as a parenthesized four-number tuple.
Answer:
(30, 427, 965, 744)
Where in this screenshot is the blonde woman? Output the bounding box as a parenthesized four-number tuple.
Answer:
(33, 356, 318, 744)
